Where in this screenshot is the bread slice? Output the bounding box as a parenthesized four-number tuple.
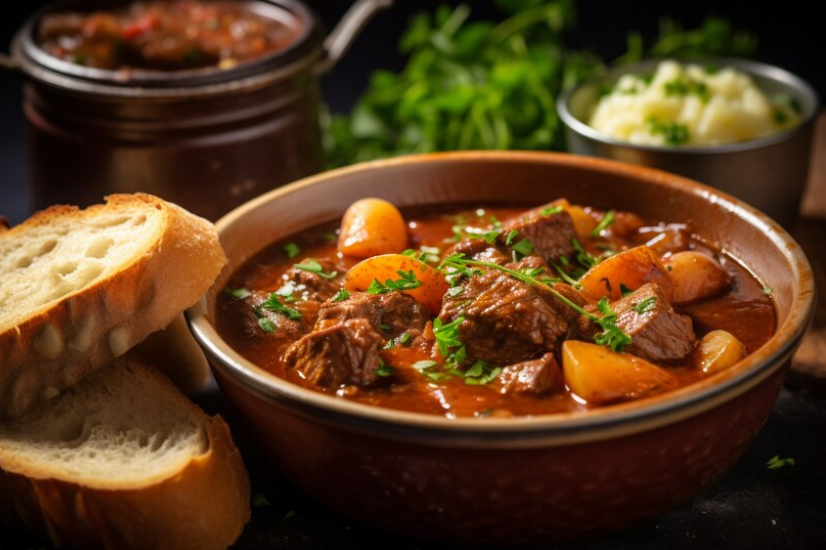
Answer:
(0, 194, 227, 418)
(0, 354, 250, 550)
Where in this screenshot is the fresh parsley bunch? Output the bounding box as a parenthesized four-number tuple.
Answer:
(323, 0, 756, 168)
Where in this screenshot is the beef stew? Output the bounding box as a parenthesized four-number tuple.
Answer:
(216, 199, 776, 418)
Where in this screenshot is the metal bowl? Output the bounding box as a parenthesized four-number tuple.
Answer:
(558, 58, 820, 226)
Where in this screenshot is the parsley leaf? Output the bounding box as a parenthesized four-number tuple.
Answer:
(591, 210, 616, 236)
(294, 259, 338, 280)
(367, 270, 423, 294)
(258, 317, 276, 333)
(283, 243, 301, 259)
(510, 238, 534, 259)
(463, 360, 502, 385)
(260, 293, 303, 320)
(225, 288, 251, 300)
(540, 205, 563, 216)
(766, 455, 795, 470)
(332, 289, 350, 302)
(433, 317, 464, 356)
(634, 296, 658, 314)
(376, 359, 395, 377)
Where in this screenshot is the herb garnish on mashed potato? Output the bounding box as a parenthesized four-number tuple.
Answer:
(588, 60, 801, 147)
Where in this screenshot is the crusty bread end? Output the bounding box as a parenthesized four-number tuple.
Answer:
(0, 354, 250, 550)
(0, 194, 227, 418)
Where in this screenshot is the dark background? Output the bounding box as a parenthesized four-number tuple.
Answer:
(1, 0, 824, 224)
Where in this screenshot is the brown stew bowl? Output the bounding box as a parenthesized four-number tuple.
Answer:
(187, 152, 815, 545)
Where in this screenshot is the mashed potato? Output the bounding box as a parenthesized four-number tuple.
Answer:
(588, 60, 800, 147)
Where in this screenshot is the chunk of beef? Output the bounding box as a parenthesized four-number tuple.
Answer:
(508, 256, 592, 325)
(316, 291, 429, 339)
(241, 291, 309, 340)
(284, 318, 383, 388)
(439, 268, 572, 365)
(612, 283, 697, 362)
(281, 257, 342, 303)
(498, 209, 576, 264)
(445, 239, 509, 265)
(499, 353, 563, 396)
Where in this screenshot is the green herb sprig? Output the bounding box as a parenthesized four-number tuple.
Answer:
(367, 270, 423, 294)
(260, 293, 303, 321)
(323, 1, 755, 168)
(294, 259, 338, 280)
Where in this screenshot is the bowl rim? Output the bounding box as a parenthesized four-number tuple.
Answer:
(187, 151, 815, 447)
(557, 57, 821, 155)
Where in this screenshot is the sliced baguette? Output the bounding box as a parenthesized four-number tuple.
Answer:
(0, 353, 250, 550)
(0, 194, 227, 418)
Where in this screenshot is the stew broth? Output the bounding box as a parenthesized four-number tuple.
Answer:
(217, 204, 776, 418)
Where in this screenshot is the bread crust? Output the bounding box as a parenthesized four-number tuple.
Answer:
(0, 356, 251, 550)
(0, 194, 227, 418)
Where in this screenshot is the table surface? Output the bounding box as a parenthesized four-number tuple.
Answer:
(1, 113, 825, 550)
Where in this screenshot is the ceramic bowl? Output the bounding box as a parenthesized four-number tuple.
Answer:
(188, 152, 814, 545)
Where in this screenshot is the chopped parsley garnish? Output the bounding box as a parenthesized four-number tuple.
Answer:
(593, 298, 633, 351)
(647, 117, 690, 146)
(510, 238, 534, 259)
(260, 293, 302, 320)
(403, 246, 442, 264)
(380, 323, 392, 332)
(447, 286, 465, 297)
(463, 360, 502, 385)
(322, 232, 338, 242)
(225, 288, 251, 300)
(572, 238, 598, 270)
(762, 286, 773, 296)
(591, 210, 616, 237)
(367, 270, 423, 294)
(634, 296, 658, 314)
(773, 93, 801, 115)
(332, 288, 350, 302)
(258, 317, 276, 333)
(766, 455, 794, 470)
(433, 317, 464, 356)
(504, 230, 519, 246)
(375, 360, 395, 377)
(384, 331, 413, 349)
(275, 282, 295, 298)
(551, 261, 583, 289)
(440, 254, 632, 352)
(663, 78, 710, 103)
(283, 243, 301, 259)
(412, 360, 451, 381)
(294, 259, 338, 279)
(620, 283, 634, 297)
(540, 205, 563, 216)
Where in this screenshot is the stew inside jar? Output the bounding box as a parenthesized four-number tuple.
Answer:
(217, 198, 776, 418)
(38, 0, 301, 71)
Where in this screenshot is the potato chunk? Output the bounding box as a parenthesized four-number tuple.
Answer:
(662, 251, 730, 305)
(338, 198, 408, 258)
(578, 245, 673, 301)
(694, 330, 746, 374)
(562, 341, 678, 405)
(345, 254, 448, 313)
